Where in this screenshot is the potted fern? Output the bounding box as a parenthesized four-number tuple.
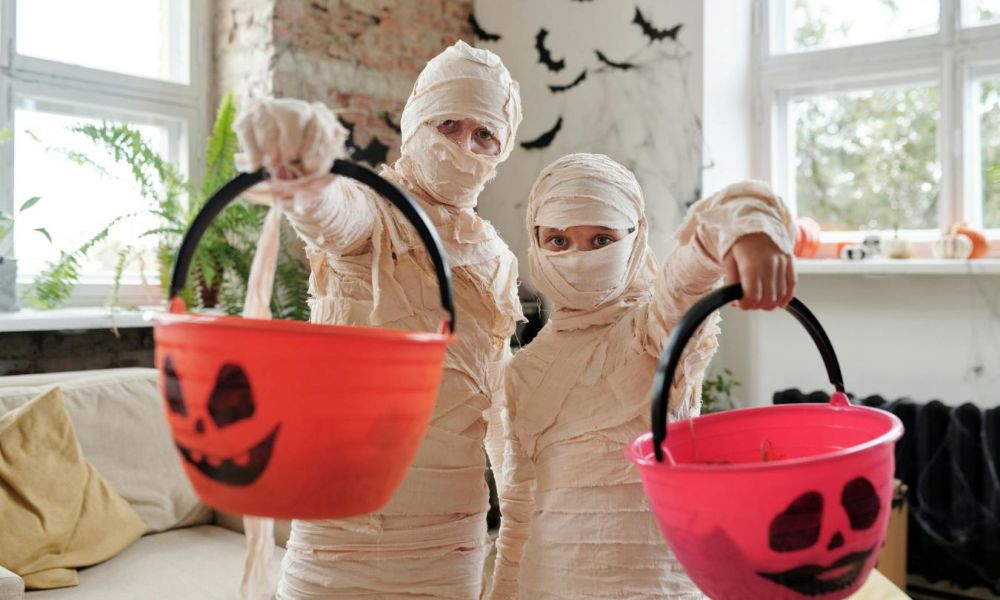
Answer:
(25, 94, 311, 319)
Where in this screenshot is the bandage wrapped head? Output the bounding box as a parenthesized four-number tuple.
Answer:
(528, 153, 657, 311)
(398, 40, 522, 208)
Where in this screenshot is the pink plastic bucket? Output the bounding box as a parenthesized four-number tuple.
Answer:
(627, 284, 903, 599)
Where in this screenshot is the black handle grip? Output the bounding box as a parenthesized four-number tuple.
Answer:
(650, 283, 843, 462)
(168, 159, 456, 333)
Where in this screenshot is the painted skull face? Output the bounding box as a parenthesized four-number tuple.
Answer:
(756, 477, 882, 596)
(162, 356, 280, 486)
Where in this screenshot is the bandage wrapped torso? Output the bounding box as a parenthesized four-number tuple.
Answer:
(489, 154, 793, 599)
(235, 41, 523, 599)
(277, 177, 521, 599)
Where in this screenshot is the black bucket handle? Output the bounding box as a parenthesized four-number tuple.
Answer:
(168, 159, 456, 333)
(651, 283, 844, 462)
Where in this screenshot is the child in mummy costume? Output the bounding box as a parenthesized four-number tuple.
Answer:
(488, 153, 796, 599)
(234, 41, 523, 598)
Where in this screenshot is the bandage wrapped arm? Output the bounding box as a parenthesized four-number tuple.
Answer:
(234, 98, 376, 254)
(640, 181, 794, 417)
(488, 375, 536, 600)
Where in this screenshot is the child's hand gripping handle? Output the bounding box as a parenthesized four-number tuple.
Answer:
(167, 159, 457, 334)
(650, 283, 845, 462)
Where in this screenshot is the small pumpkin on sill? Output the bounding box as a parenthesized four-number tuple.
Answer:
(793, 217, 821, 258)
(931, 233, 973, 260)
(883, 236, 912, 260)
(839, 244, 869, 261)
(949, 222, 989, 259)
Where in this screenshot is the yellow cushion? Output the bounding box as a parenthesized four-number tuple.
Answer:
(0, 387, 146, 589)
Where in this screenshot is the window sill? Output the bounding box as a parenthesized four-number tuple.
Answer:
(0, 306, 159, 333)
(795, 258, 1000, 276)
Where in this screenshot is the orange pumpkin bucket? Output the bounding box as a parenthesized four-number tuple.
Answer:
(151, 160, 455, 520)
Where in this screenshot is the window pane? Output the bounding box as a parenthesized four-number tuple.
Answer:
(13, 105, 171, 284)
(981, 78, 1000, 230)
(16, 0, 187, 83)
(792, 85, 941, 231)
(781, 0, 939, 53)
(966, 0, 1000, 26)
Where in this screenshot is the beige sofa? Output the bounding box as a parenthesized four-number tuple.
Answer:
(0, 368, 288, 600)
(0, 368, 908, 599)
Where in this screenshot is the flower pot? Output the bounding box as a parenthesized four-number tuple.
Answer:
(883, 237, 912, 260)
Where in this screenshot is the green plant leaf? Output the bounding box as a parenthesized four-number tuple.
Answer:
(19, 196, 42, 212)
(108, 245, 136, 309)
(34, 227, 52, 243)
(199, 92, 240, 208)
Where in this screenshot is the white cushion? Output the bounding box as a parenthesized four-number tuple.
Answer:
(0, 368, 211, 532)
(24, 526, 284, 600)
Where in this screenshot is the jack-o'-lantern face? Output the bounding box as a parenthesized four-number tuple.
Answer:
(162, 356, 280, 486)
(756, 477, 881, 595)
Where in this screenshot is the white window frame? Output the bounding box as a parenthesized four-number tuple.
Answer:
(0, 0, 209, 307)
(752, 0, 1000, 243)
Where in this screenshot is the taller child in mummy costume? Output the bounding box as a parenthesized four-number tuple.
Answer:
(489, 154, 795, 599)
(234, 41, 522, 598)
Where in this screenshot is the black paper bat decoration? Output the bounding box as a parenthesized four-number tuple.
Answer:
(549, 70, 587, 93)
(521, 116, 563, 150)
(338, 117, 389, 166)
(595, 50, 635, 70)
(633, 7, 683, 42)
(535, 29, 565, 72)
(469, 14, 501, 42)
(382, 111, 401, 134)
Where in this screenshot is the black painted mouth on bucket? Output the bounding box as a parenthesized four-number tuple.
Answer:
(176, 424, 280, 486)
(756, 547, 875, 596)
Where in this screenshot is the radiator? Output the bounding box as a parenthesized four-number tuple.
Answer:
(773, 389, 1000, 594)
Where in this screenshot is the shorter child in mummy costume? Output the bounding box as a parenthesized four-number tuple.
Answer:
(488, 153, 796, 599)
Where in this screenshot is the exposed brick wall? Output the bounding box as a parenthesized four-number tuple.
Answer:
(215, 0, 474, 166)
(0, 328, 153, 376)
(214, 0, 277, 110)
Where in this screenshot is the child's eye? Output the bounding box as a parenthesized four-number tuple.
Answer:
(547, 236, 567, 247)
(594, 235, 614, 247)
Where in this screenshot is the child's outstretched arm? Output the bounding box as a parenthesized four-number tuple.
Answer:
(234, 99, 377, 255)
(639, 181, 794, 417)
(488, 375, 536, 600)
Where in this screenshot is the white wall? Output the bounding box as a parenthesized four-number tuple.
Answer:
(472, 0, 704, 286)
(727, 273, 1000, 408)
(701, 0, 754, 196)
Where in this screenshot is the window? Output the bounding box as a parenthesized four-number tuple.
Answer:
(774, 0, 939, 54)
(965, 0, 1000, 26)
(16, 0, 189, 83)
(756, 0, 1000, 240)
(0, 0, 207, 307)
(792, 84, 941, 231)
(979, 77, 1000, 228)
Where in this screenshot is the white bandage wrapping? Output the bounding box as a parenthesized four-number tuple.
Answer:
(490, 154, 793, 599)
(231, 42, 524, 599)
